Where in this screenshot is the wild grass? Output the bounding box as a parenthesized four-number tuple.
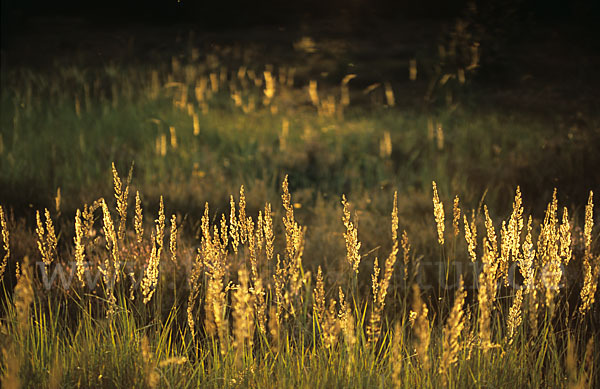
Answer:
(0, 38, 599, 387)
(0, 166, 598, 388)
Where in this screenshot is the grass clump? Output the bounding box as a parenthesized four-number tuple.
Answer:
(0, 166, 598, 388)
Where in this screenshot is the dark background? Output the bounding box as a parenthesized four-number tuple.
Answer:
(2, 0, 599, 31)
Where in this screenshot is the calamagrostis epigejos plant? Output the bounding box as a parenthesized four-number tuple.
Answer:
(322, 298, 340, 349)
(112, 162, 133, 243)
(0, 205, 9, 279)
(537, 189, 563, 315)
(580, 191, 598, 315)
(464, 210, 477, 262)
(499, 187, 523, 286)
(313, 265, 326, 322)
(432, 181, 445, 246)
(439, 277, 466, 385)
(483, 205, 498, 260)
(338, 286, 356, 347)
(74, 209, 86, 287)
(506, 288, 523, 344)
(201, 204, 229, 352)
(452, 195, 461, 238)
(478, 238, 499, 352)
(169, 214, 177, 263)
(263, 202, 274, 261)
(134, 191, 143, 245)
(342, 194, 361, 273)
(141, 196, 165, 304)
(278, 176, 306, 319)
(411, 284, 431, 370)
(368, 192, 399, 346)
(100, 199, 119, 315)
(36, 208, 57, 268)
(232, 269, 255, 366)
(238, 185, 248, 244)
(518, 216, 540, 335)
(187, 248, 203, 339)
(402, 229, 411, 282)
(229, 195, 240, 254)
(560, 207, 572, 265)
(282, 176, 304, 267)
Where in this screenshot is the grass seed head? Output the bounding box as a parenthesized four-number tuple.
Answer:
(0, 205, 9, 279)
(432, 181, 445, 246)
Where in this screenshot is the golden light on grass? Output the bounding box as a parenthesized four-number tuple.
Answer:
(229, 195, 240, 254)
(36, 209, 57, 268)
(483, 205, 497, 258)
(579, 191, 597, 316)
(322, 298, 340, 349)
(478, 236, 501, 353)
(282, 176, 304, 271)
(368, 194, 399, 346)
(506, 288, 523, 344)
(141, 196, 165, 305)
(112, 162, 133, 243)
(169, 214, 177, 263)
(402, 229, 411, 282)
(500, 187, 524, 286)
(537, 189, 562, 314)
(238, 185, 248, 244)
(187, 249, 203, 340)
(135, 191, 144, 245)
(432, 181, 445, 246)
(342, 195, 362, 273)
(74, 209, 86, 287)
(1, 154, 598, 386)
(583, 190, 593, 257)
(0, 205, 9, 279)
(232, 268, 255, 366)
(559, 207, 572, 265)
(263, 202, 274, 261)
(313, 266, 325, 322)
(452, 196, 461, 237)
(518, 216, 536, 293)
(439, 277, 466, 384)
(411, 284, 431, 370)
(464, 210, 477, 262)
(100, 199, 118, 315)
(338, 286, 356, 347)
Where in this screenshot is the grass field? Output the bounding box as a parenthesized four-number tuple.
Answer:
(1, 26, 599, 388)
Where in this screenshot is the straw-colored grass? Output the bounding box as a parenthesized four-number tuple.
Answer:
(1, 169, 595, 387)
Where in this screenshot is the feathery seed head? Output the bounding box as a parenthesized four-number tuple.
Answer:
(0, 205, 9, 279)
(432, 181, 445, 245)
